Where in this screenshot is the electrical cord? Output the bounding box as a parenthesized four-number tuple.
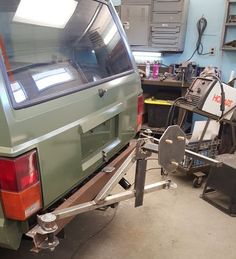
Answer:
(207, 74, 225, 117)
(70, 207, 118, 259)
(165, 97, 186, 128)
(186, 16, 211, 62)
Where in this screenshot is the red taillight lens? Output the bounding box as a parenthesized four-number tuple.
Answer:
(0, 150, 42, 221)
(137, 94, 144, 132)
(0, 151, 39, 192)
(138, 94, 144, 115)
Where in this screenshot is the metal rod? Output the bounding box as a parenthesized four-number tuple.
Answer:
(185, 149, 222, 167)
(54, 180, 173, 220)
(94, 150, 135, 203)
(141, 133, 222, 167)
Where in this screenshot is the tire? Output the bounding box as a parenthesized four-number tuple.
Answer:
(193, 177, 203, 188)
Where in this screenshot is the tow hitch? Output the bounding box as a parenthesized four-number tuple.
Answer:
(26, 126, 222, 252)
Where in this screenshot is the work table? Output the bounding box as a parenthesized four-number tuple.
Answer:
(141, 78, 191, 88)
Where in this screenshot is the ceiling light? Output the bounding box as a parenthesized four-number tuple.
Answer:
(132, 51, 162, 64)
(13, 0, 78, 29)
(132, 52, 162, 58)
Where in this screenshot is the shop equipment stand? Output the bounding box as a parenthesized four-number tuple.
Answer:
(202, 153, 236, 216)
(178, 115, 221, 187)
(166, 76, 236, 187)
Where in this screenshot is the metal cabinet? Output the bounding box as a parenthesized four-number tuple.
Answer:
(121, 4, 150, 45)
(151, 0, 189, 52)
(120, 0, 189, 52)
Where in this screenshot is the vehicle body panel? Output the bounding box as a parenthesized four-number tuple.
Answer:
(0, 0, 142, 250)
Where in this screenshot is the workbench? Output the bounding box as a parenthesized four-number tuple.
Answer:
(141, 78, 191, 134)
(141, 78, 190, 96)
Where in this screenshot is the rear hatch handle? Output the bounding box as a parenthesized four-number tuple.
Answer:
(98, 88, 107, 97)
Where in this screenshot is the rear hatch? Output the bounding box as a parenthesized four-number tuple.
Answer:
(0, 0, 142, 208)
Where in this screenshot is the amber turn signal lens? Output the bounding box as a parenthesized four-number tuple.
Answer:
(0, 182, 42, 221)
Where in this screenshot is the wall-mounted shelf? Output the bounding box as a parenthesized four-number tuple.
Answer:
(222, 47, 236, 51)
(221, 0, 236, 50)
(225, 22, 236, 26)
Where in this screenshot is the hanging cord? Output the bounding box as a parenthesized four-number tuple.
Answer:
(165, 97, 186, 128)
(209, 74, 225, 118)
(186, 16, 211, 62)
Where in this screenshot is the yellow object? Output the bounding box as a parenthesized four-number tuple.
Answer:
(144, 98, 173, 106)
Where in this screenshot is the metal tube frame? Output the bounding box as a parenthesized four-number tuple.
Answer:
(27, 126, 223, 253)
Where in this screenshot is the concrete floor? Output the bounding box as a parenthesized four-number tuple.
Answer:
(1, 158, 236, 259)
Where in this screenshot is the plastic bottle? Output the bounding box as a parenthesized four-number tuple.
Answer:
(152, 61, 160, 79)
(145, 61, 151, 79)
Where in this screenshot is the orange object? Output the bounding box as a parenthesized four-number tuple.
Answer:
(0, 183, 42, 221)
(0, 35, 13, 81)
(137, 94, 144, 132)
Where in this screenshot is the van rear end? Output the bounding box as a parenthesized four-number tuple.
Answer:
(0, 0, 142, 250)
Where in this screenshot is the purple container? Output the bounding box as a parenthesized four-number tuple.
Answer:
(152, 62, 160, 79)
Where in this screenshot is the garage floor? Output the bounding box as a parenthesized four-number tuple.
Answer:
(1, 158, 236, 259)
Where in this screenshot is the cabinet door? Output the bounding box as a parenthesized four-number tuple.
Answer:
(121, 5, 150, 46)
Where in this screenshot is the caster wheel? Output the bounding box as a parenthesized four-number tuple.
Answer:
(193, 177, 203, 188)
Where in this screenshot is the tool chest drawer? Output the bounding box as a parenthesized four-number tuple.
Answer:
(151, 25, 181, 34)
(153, 0, 184, 12)
(153, 11, 182, 23)
(152, 37, 179, 45)
(122, 0, 152, 4)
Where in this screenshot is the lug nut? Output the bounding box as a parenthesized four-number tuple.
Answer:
(165, 139, 173, 144)
(177, 136, 185, 141)
(171, 161, 179, 167)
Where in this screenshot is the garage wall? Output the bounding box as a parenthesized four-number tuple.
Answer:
(162, 0, 236, 81)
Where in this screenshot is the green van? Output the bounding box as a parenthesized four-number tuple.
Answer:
(0, 0, 142, 249)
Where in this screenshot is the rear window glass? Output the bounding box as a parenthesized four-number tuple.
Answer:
(0, 0, 133, 108)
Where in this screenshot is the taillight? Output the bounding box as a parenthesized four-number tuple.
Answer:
(0, 150, 42, 221)
(137, 94, 144, 132)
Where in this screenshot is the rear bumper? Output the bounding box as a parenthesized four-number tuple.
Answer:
(0, 142, 136, 251)
(0, 217, 23, 250)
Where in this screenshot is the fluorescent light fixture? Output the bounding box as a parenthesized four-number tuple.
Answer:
(132, 51, 162, 58)
(33, 68, 73, 90)
(11, 82, 27, 103)
(13, 0, 78, 29)
(104, 24, 118, 45)
(132, 51, 162, 64)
